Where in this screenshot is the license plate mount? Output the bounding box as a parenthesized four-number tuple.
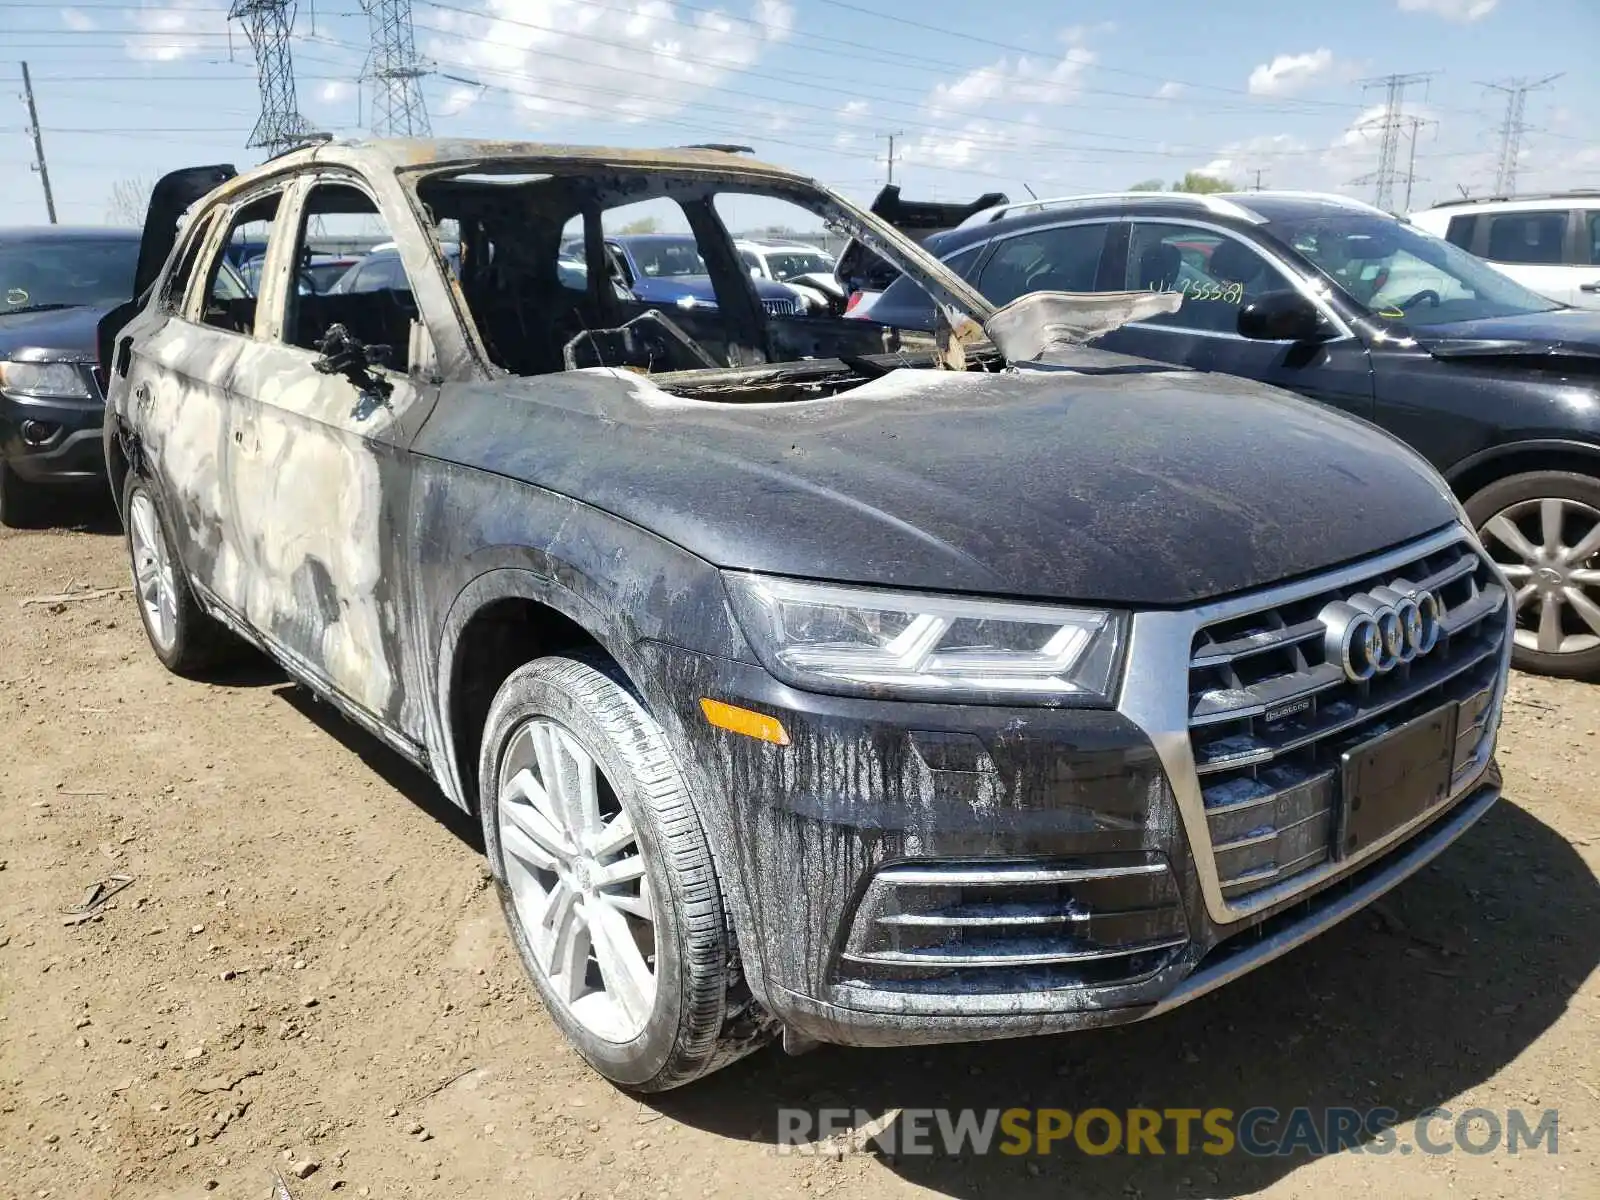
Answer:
(1336, 703, 1459, 860)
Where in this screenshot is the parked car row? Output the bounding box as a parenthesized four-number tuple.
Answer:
(75, 140, 1523, 1097)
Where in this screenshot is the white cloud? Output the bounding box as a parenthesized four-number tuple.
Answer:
(839, 99, 870, 120)
(124, 0, 231, 63)
(927, 45, 1096, 117)
(1397, 0, 1497, 20)
(1189, 133, 1310, 188)
(436, 84, 485, 118)
(1154, 81, 1184, 100)
(422, 0, 793, 126)
(899, 27, 1100, 173)
(1248, 48, 1335, 97)
(61, 8, 97, 31)
(317, 81, 355, 105)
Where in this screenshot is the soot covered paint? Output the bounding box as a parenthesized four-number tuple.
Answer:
(102, 138, 1501, 1058)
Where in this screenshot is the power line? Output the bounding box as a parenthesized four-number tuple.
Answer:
(1483, 73, 1561, 195)
(1351, 71, 1434, 211)
(361, 0, 429, 136)
(229, 0, 315, 151)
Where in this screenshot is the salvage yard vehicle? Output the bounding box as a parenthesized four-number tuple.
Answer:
(103, 140, 1511, 1092)
(860, 189, 1600, 680)
(1409, 191, 1600, 310)
(0, 225, 241, 527)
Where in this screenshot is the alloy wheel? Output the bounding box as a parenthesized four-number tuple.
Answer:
(1480, 497, 1600, 656)
(128, 489, 179, 654)
(496, 716, 657, 1043)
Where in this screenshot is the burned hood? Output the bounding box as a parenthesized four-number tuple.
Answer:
(418, 367, 1461, 606)
(1416, 307, 1600, 365)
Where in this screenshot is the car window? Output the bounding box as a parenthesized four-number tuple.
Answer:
(163, 214, 214, 312)
(1588, 212, 1600, 266)
(869, 243, 984, 328)
(1444, 214, 1477, 251)
(977, 224, 1109, 308)
(202, 192, 281, 334)
(1268, 211, 1558, 325)
(343, 254, 404, 293)
(738, 248, 762, 272)
(1486, 212, 1567, 265)
(764, 250, 833, 281)
(0, 236, 140, 315)
(630, 238, 707, 278)
(1124, 223, 1293, 333)
(283, 181, 415, 371)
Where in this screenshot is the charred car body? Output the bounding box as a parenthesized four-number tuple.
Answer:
(102, 140, 1511, 1091)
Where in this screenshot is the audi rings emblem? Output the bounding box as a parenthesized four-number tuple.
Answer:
(1319, 583, 1442, 681)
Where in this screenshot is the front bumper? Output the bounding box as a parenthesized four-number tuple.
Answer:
(646, 527, 1512, 1049)
(0, 387, 107, 484)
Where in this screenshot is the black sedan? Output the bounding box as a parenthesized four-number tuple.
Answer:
(861, 191, 1600, 679)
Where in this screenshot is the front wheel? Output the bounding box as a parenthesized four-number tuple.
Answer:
(478, 653, 772, 1091)
(1466, 470, 1600, 680)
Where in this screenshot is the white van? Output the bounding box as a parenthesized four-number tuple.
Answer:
(1410, 193, 1600, 308)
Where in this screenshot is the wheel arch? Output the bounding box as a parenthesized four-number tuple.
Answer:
(1445, 439, 1600, 503)
(433, 567, 773, 1010)
(434, 568, 640, 817)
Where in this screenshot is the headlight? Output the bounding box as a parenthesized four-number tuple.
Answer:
(676, 295, 718, 311)
(0, 360, 92, 399)
(724, 572, 1126, 705)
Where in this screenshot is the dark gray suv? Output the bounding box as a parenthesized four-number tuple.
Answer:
(101, 141, 1511, 1091)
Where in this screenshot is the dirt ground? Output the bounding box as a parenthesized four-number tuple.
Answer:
(2, 503, 1597, 1200)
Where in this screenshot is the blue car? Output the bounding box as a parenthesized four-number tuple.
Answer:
(606, 234, 804, 315)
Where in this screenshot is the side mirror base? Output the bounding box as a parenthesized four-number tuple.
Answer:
(1237, 289, 1335, 342)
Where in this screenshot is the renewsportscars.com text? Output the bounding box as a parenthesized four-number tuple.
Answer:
(777, 1106, 1559, 1158)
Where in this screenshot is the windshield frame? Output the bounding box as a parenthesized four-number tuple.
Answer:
(1260, 211, 1564, 328)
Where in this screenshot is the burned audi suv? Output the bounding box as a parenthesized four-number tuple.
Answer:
(101, 139, 1511, 1090)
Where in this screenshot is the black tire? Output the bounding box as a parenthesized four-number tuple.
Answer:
(1464, 469, 1600, 681)
(479, 653, 773, 1091)
(0, 460, 46, 529)
(121, 471, 245, 676)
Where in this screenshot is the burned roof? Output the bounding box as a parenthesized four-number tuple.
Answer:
(266, 136, 814, 184)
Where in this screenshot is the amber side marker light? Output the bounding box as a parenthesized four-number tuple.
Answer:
(699, 698, 791, 746)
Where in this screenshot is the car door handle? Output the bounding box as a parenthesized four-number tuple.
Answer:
(1580, 281, 1600, 293)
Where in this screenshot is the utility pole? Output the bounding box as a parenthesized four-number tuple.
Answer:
(877, 131, 903, 187)
(361, 0, 431, 137)
(229, 0, 314, 153)
(1401, 115, 1436, 212)
(20, 62, 57, 224)
(1483, 73, 1561, 196)
(1251, 168, 1266, 192)
(1352, 71, 1434, 211)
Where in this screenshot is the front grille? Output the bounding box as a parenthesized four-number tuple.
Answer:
(761, 297, 798, 316)
(835, 858, 1188, 995)
(1187, 538, 1507, 903)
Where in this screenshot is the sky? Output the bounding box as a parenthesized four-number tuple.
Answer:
(3, 0, 1599, 228)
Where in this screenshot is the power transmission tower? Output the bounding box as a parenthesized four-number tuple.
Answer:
(19, 62, 57, 224)
(362, 0, 431, 137)
(1351, 71, 1434, 211)
(877, 131, 903, 186)
(229, 0, 315, 153)
(1483, 73, 1561, 196)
